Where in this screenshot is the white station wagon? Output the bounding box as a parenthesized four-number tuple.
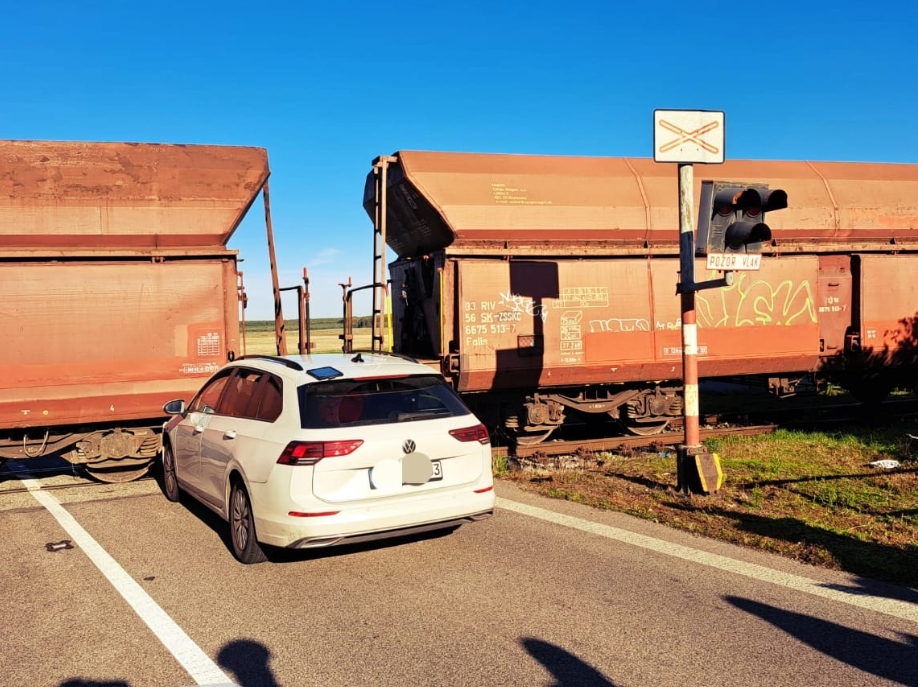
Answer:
(161, 353, 495, 563)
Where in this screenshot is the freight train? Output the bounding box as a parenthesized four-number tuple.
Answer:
(345, 151, 918, 445)
(0, 140, 271, 481)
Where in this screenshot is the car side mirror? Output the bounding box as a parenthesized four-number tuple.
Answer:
(163, 399, 186, 415)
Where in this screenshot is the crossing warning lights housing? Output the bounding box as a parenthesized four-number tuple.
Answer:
(696, 180, 787, 256)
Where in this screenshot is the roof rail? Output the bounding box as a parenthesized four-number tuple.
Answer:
(236, 355, 305, 371)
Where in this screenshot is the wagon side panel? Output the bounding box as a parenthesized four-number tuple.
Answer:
(0, 258, 239, 430)
(655, 256, 822, 377)
(452, 256, 823, 393)
(857, 254, 918, 365)
(454, 259, 660, 392)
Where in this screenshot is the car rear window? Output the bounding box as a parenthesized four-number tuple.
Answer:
(298, 374, 471, 429)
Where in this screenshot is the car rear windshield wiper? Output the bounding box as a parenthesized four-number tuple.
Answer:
(394, 409, 450, 422)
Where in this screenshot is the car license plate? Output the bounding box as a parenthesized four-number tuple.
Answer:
(401, 455, 444, 485)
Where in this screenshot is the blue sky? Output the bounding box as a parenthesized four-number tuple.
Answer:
(5, 0, 917, 319)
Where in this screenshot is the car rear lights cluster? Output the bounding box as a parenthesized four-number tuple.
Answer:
(277, 440, 364, 465)
(448, 423, 490, 445)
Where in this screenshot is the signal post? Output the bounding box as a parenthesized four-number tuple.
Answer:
(654, 110, 726, 494)
(653, 109, 787, 494)
(676, 161, 709, 492)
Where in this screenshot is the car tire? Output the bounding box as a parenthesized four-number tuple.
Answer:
(229, 481, 268, 564)
(162, 444, 181, 503)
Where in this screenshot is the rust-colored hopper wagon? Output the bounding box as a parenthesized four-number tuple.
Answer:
(0, 140, 269, 481)
(362, 151, 918, 445)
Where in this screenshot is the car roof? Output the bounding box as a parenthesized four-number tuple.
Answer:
(230, 352, 441, 382)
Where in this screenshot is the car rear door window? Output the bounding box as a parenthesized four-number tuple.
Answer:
(255, 375, 283, 422)
(298, 374, 470, 429)
(221, 369, 265, 418)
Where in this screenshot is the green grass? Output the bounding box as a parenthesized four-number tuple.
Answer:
(492, 452, 510, 477)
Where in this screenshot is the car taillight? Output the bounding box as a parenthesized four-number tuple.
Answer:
(449, 423, 490, 445)
(277, 440, 364, 465)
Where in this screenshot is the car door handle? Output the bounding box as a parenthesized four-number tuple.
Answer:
(224, 430, 237, 440)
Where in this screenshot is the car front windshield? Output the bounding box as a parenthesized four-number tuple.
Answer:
(298, 374, 470, 429)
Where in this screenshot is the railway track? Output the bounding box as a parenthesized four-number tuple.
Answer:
(0, 459, 157, 496)
(494, 395, 918, 462)
(493, 423, 779, 461)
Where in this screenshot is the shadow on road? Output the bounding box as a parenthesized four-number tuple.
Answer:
(521, 637, 618, 686)
(53, 639, 281, 687)
(218, 638, 282, 687)
(726, 596, 918, 686)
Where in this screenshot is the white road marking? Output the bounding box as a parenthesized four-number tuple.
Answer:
(24, 480, 234, 686)
(498, 497, 918, 624)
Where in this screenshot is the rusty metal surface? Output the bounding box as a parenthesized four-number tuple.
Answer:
(858, 254, 918, 364)
(0, 258, 239, 430)
(446, 256, 821, 393)
(816, 255, 853, 358)
(364, 151, 918, 257)
(0, 140, 269, 250)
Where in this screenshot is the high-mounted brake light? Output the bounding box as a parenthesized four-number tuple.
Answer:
(449, 423, 490, 445)
(277, 440, 364, 465)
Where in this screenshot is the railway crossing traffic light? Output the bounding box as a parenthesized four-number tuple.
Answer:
(696, 181, 788, 256)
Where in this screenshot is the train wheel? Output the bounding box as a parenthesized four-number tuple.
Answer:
(619, 417, 670, 436)
(844, 378, 892, 406)
(85, 462, 153, 483)
(514, 427, 557, 446)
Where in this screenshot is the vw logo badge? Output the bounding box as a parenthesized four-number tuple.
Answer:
(402, 439, 416, 454)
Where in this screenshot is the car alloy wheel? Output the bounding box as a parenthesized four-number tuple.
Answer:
(162, 445, 180, 503)
(229, 482, 267, 564)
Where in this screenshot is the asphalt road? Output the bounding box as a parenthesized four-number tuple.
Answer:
(1, 467, 916, 687)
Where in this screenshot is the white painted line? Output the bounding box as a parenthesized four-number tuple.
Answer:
(498, 497, 918, 624)
(23, 480, 235, 686)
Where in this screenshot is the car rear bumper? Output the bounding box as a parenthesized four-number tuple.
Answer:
(287, 509, 493, 549)
(250, 485, 496, 549)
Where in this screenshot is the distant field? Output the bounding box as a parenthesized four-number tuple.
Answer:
(242, 318, 372, 333)
(240, 326, 372, 355)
